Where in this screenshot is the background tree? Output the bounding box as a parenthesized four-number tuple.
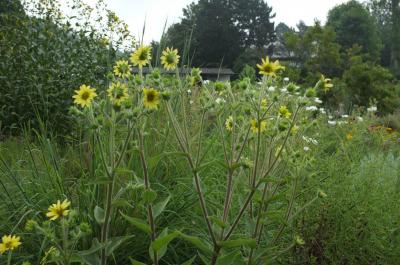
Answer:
(274, 22, 294, 58)
(327, 0, 382, 60)
(391, 0, 400, 77)
(194, 0, 243, 67)
(164, 0, 276, 68)
(232, 0, 275, 49)
(284, 22, 341, 83)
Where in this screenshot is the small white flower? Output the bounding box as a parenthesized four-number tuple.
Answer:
(187, 89, 192, 94)
(268, 86, 275, 92)
(283, 77, 290, 82)
(306, 106, 318, 111)
(341, 114, 349, 118)
(319, 108, 326, 114)
(328, 115, 333, 119)
(302, 136, 318, 145)
(304, 146, 310, 152)
(257, 81, 262, 85)
(314, 98, 323, 104)
(280, 88, 288, 93)
(203, 80, 210, 85)
(328, 120, 337, 125)
(357, 116, 363, 122)
(189, 100, 194, 105)
(367, 106, 377, 112)
(295, 92, 300, 95)
(215, 97, 225, 104)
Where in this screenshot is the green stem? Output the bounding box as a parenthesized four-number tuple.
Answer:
(166, 102, 218, 247)
(6, 251, 12, 265)
(138, 130, 158, 265)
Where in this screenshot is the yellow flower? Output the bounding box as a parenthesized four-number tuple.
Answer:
(261, 98, 268, 110)
(107, 82, 129, 106)
(130, 45, 152, 68)
(113, 60, 131, 78)
(0, 235, 21, 254)
(320, 74, 333, 92)
(279, 105, 292, 119)
(0, 244, 5, 254)
(346, 132, 353, 141)
(225, 116, 234, 131)
(257, 56, 285, 76)
(72, 85, 97, 108)
(143, 88, 160, 109)
(160, 47, 180, 71)
(250, 118, 267, 133)
(291, 125, 299, 135)
(46, 199, 71, 221)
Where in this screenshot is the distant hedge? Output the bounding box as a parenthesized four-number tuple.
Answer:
(0, 4, 114, 135)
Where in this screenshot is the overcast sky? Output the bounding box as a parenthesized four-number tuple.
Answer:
(82, 0, 351, 43)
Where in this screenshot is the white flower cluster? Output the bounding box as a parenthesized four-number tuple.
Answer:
(305, 106, 318, 111)
(302, 136, 318, 145)
(367, 106, 377, 112)
(215, 97, 226, 104)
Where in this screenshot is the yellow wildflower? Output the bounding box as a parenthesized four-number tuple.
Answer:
(225, 116, 234, 131)
(320, 74, 333, 92)
(107, 82, 129, 106)
(130, 45, 152, 68)
(160, 47, 180, 71)
(256, 56, 285, 76)
(72, 85, 97, 108)
(0, 235, 21, 254)
(143, 88, 160, 109)
(261, 98, 268, 110)
(250, 119, 267, 133)
(46, 199, 71, 221)
(346, 132, 353, 141)
(113, 60, 131, 78)
(279, 105, 292, 119)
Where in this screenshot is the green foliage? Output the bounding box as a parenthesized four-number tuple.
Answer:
(238, 65, 256, 82)
(0, 0, 134, 136)
(293, 117, 400, 264)
(164, 0, 275, 68)
(342, 59, 399, 113)
(284, 21, 342, 83)
(327, 0, 382, 60)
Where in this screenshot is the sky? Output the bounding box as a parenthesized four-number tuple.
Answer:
(82, 0, 350, 43)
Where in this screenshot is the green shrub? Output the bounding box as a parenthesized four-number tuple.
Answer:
(0, 0, 133, 136)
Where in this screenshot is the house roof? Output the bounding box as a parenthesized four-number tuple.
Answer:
(132, 67, 235, 75)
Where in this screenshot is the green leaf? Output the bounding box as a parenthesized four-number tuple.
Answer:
(86, 177, 113, 185)
(75, 239, 103, 265)
(182, 256, 197, 265)
(219, 238, 257, 249)
(150, 230, 179, 252)
(143, 189, 157, 204)
(152, 196, 170, 219)
(216, 250, 243, 265)
(106, 236, 133, 256)
(198, 252, 211, 265)
(209, 216, 228, 228)
(129, 258, 147, 265)
(94, 206, 105, 224)
(178, 232, 213, 255)
(149, 228, 169, 262)
(121, 213, 151, 234)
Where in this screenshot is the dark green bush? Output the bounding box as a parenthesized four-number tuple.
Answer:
(0, 2, 118, 136)
(342, 61, 400, 113)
